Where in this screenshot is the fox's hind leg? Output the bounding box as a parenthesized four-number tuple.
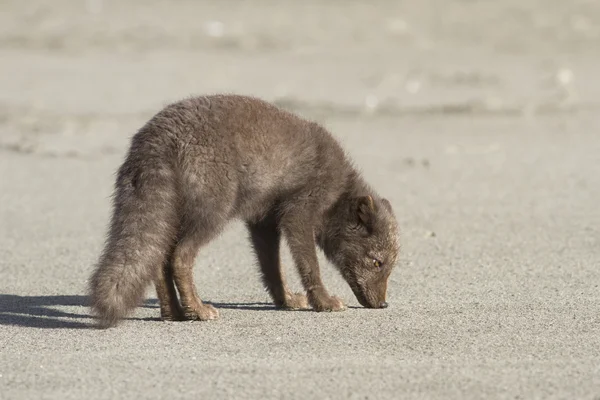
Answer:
(154, 261, 185, 321)
(170, 162, 237, 321)
(247, 214, 309, 310)
(170, 235, 220, 321)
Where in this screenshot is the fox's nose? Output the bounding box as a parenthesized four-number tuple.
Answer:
(379, 301, 388, 309)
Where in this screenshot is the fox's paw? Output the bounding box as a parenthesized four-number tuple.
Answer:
(183, 304, 219, 321)
(278, 292, 310, 310)
(160, 310, 186, 322)
(310, 295, 346, 312)
(160, 304, 186, 322)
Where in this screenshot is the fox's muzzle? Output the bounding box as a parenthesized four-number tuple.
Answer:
(350, 281, 388, 309)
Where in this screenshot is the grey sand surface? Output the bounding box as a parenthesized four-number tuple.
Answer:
(1, 1, 599, 399)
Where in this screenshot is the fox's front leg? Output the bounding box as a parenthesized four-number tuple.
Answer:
(246, 215, 309, 310)
(281, 210, 346, 312)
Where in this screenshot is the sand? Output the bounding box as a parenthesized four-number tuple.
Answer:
(1, 1, 599, 399)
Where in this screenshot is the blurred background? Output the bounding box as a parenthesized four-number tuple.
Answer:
(1, 0, 598, 158)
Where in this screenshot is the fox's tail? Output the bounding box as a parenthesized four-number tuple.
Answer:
(89, 152, 178, 328)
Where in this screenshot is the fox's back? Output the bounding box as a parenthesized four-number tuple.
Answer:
(141, 94, 349, 220)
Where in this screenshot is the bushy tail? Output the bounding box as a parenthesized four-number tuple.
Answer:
(89, 154, 178, 328)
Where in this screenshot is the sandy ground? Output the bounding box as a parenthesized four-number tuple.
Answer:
(1, 1, 599, 399)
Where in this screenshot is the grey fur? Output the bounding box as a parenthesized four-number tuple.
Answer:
(89, 94, 400, 328)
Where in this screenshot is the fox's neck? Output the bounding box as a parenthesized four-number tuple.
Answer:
(338, 170, 374, 202)
(314, 170, 372, 251)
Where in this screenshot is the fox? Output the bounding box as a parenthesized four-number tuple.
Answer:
(89, 94, 400, 328)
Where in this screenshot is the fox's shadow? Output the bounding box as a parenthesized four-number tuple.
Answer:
(0, 294, 95, 329)
(0, 294, 277, 329)
(145, 298, 278, 312)
(0, 294, 165, 329)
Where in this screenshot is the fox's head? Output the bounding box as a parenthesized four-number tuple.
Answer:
(319, 194, 400, 309)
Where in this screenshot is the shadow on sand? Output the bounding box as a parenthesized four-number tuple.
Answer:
(0, 294, 94, 329)
(145, 298, 278, 312)
(0, 295, 280, 329)
(0, 294, 165, 329)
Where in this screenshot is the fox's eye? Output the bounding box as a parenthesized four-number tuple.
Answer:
(372, 259, 382, 269)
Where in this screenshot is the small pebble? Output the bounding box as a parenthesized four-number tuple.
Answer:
(204, 21, 225, 38)
(364, 95, 379, 112)
(556, 68, 573, 86)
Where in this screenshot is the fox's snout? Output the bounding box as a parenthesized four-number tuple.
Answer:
(356, 295, 389, 309)
(351, 280, 389, 309)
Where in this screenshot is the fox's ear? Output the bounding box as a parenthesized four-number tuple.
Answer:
(356, 195, 376, 227)
(381, 198, 392, 212)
